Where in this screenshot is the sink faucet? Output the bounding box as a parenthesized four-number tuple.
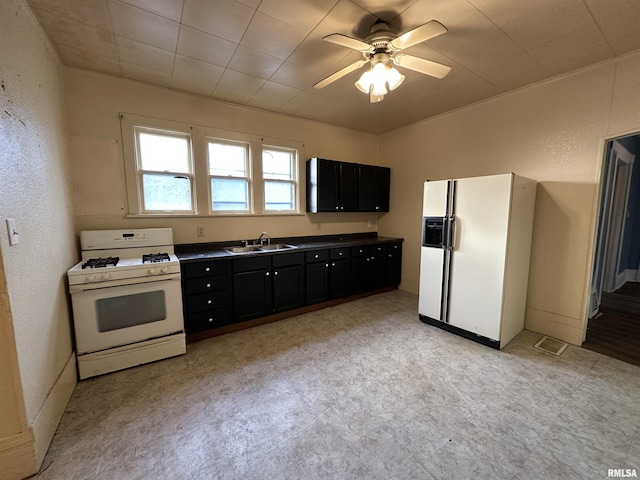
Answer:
(257, 232, 271, 246)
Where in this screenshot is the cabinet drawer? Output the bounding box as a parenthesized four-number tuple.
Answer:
(306, 249, 329, 263)
(387, 242, 402, 252)
(351, 245, 370, 257)
(183, 260, 230, 279)
(187, 290, 230, 314)
(330, 247, 350, 260)
(233, 256, 270, 273)
(186, 275, 229, 294)
(272, 252, 304, 268)
(186, 308, 232, 333)
(370, 243, 387, 254)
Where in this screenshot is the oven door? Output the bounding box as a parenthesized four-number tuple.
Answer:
(70, 276, 184, 355)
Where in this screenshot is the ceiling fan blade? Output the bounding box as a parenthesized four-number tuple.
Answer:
(313, 59, 368, 89)
(393, 54, 451, 79)
(323, 34, 374, 53)
(387, 20, 447, 51)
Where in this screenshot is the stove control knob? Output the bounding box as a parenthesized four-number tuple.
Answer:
(86, 274, 97, 282)
(101, 273, 111, 280)
(160, 266, 169, 273)
(148, 268, 158, 275)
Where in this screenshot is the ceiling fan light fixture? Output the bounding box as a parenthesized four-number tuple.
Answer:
(355, 60, 405, 102)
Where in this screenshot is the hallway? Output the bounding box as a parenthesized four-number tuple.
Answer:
(584, 282, 640, 367)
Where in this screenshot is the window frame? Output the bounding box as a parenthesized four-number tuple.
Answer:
(134, 126, 196, 214)
(206, 137, 253, 214)
(262, 145, 299, 213)
(121, 113, 304, 217)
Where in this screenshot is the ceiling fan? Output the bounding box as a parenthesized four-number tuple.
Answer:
(314, 20, 452, 103)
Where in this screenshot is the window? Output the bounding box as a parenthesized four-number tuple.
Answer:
(121, 114, 302, 216)
(263, 147, 297, 211)
(207, 139, 251, 212)
(134, 127, 194, 213)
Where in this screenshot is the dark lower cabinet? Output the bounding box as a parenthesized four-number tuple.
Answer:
(181, 240, 402, 335)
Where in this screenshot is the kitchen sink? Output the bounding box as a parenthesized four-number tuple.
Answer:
(224, 243, 296, 253)
(258, 243, 296, 251)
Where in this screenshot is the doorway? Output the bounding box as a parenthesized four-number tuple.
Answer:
(584, 135, 640, 366)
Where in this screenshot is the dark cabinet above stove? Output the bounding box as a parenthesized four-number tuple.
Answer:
(306, 158, 390, 213)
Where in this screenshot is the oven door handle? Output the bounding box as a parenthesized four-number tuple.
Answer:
(85, 335, 184, 357)
(69, 274, 181, 293)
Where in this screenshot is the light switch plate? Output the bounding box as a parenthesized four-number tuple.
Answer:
(6, 218, 19, 246)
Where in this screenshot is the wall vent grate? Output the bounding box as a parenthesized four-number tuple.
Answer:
(533, 336, 569, 356)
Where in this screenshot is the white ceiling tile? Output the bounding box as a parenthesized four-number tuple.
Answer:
(121, 61, 172, 87)
(309, 0, 376, 40)
(350, 0, 416, 23)
(227, 46, 284, 79)
(270, 61, 327, 90)
(176, 26, 237, 67)
(56, 44, 122, 76)
(182, 0, 255, 43)
(528, 23, 614, 75)
(469, 0, 594, 49)
(115, 36, 175, 73)
(108, 1, 180, 51)
(27, 0, 111, 30)
(214, 69, 266, 104)
(237, 0, 260, 8)
(170, 75, 215, 96)
(173, 55, 224, 84)
(30, 8, 118, 59)
(584, 0, 640, 55)
(240, 12, 308, 59)
(461, 52, 551, 91)
(118, 0, 184, 22)
(247, 81, 300, 110)
(287, 38, 352, 72)
(607, 31, 640, 56)
(258, 0, 338, 32)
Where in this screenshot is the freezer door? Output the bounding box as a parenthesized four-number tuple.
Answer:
(418, 180, 450, 320)
(447, 174, 512, 340)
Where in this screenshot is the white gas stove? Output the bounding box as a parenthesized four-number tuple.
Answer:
(67, 228, 185, 379)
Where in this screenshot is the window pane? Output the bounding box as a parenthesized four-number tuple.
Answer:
(142, 174, 192, 211)
(263, 149, 293, 180)
(211, 178, 248, 210)
(208, 142, 247, 177)
(265, 181, 294, 211)
(139, 132, 190, 173)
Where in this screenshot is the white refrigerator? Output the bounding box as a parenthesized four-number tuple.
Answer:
(418, 173, 536, 349)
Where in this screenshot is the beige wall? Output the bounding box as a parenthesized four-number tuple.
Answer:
(64, 69, 381, 243)
(378, 53, 640, 345)
(0, 1, 77, 477)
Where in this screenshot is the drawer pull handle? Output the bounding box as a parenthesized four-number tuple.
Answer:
(207, 300, 212, 304)
(208, 318, 213, 323)
(274, 271, 278, 276)
(339, 252, 343, 256)
(314, 254, 319, 258)
(206, 283, 211, 288)
(205, 267, 210, 272)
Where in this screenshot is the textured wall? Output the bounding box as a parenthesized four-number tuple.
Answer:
(63, 70, 381, 244)
(378, 52, 640, 345)
(0, 0, 76, 438)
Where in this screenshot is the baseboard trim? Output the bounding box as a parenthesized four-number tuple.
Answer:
(32, 352, 77, 468)
(525, 307, 584, 345)
(0, 430, 36, 480)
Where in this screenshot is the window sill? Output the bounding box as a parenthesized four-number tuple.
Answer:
(126, 212, 306, 219)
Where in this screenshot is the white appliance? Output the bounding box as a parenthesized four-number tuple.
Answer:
(418, 173, 536, 349)
(67, 228, 185, 379)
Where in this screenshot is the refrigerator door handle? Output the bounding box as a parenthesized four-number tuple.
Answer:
(448, 215, 456, 250)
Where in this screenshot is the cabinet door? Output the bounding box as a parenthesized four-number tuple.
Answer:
(350, 256, 370, 294)
(339, 162, 358, 212)
(273, 264, 304, 313)
(233, 270, 272, 322)
(329, 258, 350, 298)
(317, 159, 340, 211)
(358, 165, 390, 212)
(386, 252, 402, 286)
(369, 253, 387, 289)
(306, 261, 328, 304)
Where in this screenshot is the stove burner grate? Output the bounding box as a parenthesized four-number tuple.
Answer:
(143, 253, 171, 263)
(82, 257, 119, 269)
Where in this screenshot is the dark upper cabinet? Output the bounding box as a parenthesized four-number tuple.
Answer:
(307, 158, 390, 213)
(307, 158, 358, 213)
(358, 164, 390, 212)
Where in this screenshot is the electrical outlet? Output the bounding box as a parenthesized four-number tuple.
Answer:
(197, 226, 205, 237)
(6, 218, 19, 246)
(367, 220, 372, 228)
(316, 223, 321, 230)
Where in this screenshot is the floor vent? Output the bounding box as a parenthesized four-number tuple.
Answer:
(534, 336, 569, 356)
(589, 287, 599, 318)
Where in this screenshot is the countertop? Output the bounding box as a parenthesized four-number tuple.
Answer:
(175, 233, 404, 261)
